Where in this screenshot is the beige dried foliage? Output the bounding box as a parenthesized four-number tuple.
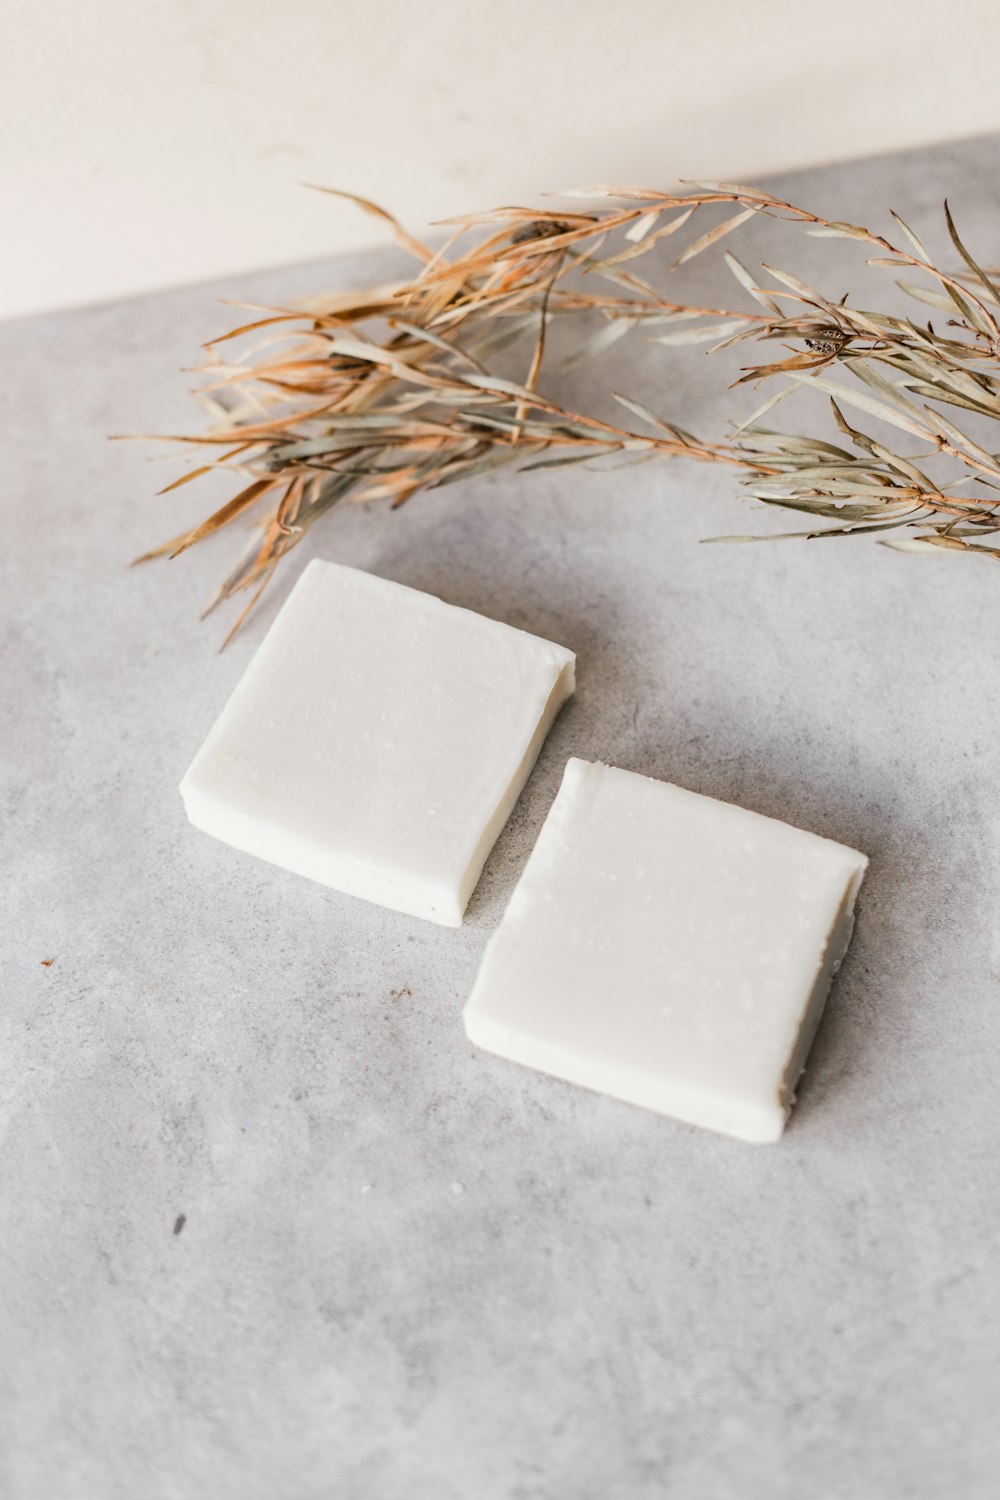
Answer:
(126, 183, 1000, 639)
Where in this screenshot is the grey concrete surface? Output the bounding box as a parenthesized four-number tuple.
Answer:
(3, 135, 1000, 1500)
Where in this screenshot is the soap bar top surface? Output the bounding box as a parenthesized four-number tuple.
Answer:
(180, 560, 575, 924)
(464, 758, 868, 1140)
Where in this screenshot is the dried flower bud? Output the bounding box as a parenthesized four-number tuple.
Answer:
(510, 219, 575, 245)
(804, 325, 850, 355)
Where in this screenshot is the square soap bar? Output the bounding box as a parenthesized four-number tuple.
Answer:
(464, 758, 867, 1141)
(181, 560, 574, 925)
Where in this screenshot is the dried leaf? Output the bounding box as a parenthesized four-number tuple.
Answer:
(672, 208, 755, 269)
(724, 253, 783, 316)
(553, 185, 659, 200)
(303, 184, 435, 264)
(170, 479, 279, 558)
(943, 201, 1000, 313)
(519, 452, 602, 472)
(706, 516, 916, 542)
(625, 212, 659, 244)
(730, 386, 793, 438)
(881, 536, 949, 554)
(613, 393, 686, 437)
(785, 372, 934, 439)
(651, 319, 747, 347)
(682, 179, 777, 200)
(585, 208, 695, 271)
(560, 319, 632, 370)
(897, 279, 957, 312)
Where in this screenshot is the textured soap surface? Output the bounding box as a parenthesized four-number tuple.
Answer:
(464, 758, 868, 1141)
(181, 560, 575, 925)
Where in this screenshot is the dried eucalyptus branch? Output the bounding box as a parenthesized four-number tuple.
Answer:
(127, 182, 1000, 641)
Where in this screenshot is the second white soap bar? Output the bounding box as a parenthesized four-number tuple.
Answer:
(181, 560, 575, 924)
(464, 758, 867, 1141)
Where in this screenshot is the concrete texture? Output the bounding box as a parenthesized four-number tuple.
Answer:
(3, 136, 1000, 1499)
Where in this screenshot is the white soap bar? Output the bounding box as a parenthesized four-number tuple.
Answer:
(464, 758, 867, 1141)
(181, 560, 575, 925)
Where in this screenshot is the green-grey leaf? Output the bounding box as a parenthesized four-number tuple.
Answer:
(651, 319, 748, 347)
(560, 319, 632, 371)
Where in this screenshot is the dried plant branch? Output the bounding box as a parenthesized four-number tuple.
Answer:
(126, 181, 1000, 639)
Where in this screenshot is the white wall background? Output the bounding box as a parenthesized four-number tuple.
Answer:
(5, 0, 1000, 320)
